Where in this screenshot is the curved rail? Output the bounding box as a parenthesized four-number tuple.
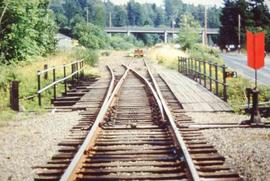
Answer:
(59, 65, 129, 181)
(143, 60, 200, 181)
(60, 62, 199, 180)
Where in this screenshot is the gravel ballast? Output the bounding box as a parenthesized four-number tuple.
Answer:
(203, 128, 270, 181)
(188, 112, 270, 181)
(0, 112, 81, 181)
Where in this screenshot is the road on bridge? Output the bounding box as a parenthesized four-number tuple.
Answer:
(221, 53, 270, 85)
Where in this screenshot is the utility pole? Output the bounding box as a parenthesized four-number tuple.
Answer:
(172, 18, 176, 42)
(204, 6, 208, 46)
(86, 7, 89, 26)
(109, 12, 112, 28)
(238, 14, 241, 53)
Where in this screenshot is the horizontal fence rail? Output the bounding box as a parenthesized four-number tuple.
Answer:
(178, 57, 228, 102)
(37, 60, 84, 106)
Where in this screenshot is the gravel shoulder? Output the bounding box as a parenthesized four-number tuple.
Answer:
(189, 112, 270, 181)
(0, 111, 81, 181)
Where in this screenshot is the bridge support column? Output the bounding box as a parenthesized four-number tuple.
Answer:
(164, 31, 168, 44)
(127, 31, 131, 36)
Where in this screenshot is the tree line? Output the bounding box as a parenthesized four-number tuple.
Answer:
(49, 0, 221, 47)
(51, 0, 221, 29)
(2, 0, 269, 64)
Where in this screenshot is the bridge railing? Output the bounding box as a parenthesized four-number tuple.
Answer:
(178, 57, 228, 102)
(37, 60, 84, 106)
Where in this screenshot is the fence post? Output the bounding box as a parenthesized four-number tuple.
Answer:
(194, 59, 198, 81)
(53, 67, 56, 100)
(222, 65, 228, 102)
(37, 71, 42, 106)
(71, 63, 75, 81)
(44, 64, 48, 80)
(183, 58, 187, 76)
(215, 63, 219, 96)
(198, 60, 202, 85)
(203, 61, 206, 87)
(76, 61, 79, 81)
(191, 59, 194, 79)
(10, 81, 19, 111)
(82, 61, 84, 78)
(64, 65, 67, 94)
(209, 62, 212, 91)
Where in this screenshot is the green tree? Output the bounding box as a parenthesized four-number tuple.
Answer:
(178, 14, 200, 50)
(92, 4, 106, 27)
(219, 0, 270, 51)
(113, 6, 128, 27)
(127, 0, 145, 26)
(63, 0, 82, 25)
(73, 21, 108, 49)
(0, 0, 57, 62)
(153, 6, 165, 27)
(164, 0, 183, 26)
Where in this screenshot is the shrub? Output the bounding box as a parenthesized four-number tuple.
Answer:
(74, 48, 98, 66)
(109, 35, 144, 50)
(73, 22, 108, 49)
(0, 0, 57, 63)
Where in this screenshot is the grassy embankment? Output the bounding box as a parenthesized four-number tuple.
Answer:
(0, 48, 99, 124)
(148, 44, 270, 112)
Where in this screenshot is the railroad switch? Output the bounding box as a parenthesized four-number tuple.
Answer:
(242, 88, 264, 126)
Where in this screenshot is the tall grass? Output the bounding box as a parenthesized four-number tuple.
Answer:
(0, 48, 98, 123)
(147, 44, 187, 69)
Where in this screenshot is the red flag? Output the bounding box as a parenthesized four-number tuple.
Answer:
(246, 31, 265, 70)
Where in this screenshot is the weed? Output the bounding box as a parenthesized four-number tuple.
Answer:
(0, 49, 98, 123)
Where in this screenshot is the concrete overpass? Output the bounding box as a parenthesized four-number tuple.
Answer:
(104, 27, 219, 43)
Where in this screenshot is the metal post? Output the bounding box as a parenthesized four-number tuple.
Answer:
(222, 65, 227, 102)
(64, 65, 67, 94)
(10, 81, 19, 111)
(53, 67, 56, 100)
(44, 64, 48, 80)
(209, 62, 212, 91)
(255, 70, 258, 89)
(203, 61, 206, 87)
(215, 63, 219, 96)
(37, 71, 41, 106)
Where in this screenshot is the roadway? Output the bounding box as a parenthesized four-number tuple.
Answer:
(220, 53, 270, 85)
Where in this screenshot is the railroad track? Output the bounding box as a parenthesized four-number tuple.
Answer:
(35, 60, 241, 180)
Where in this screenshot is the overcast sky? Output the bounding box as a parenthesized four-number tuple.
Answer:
(110, 0, 224, 7)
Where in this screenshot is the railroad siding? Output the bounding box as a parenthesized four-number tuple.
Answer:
(155, 66, 232, 112)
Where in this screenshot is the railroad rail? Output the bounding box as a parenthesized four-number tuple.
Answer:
(35, 60, 241, 180)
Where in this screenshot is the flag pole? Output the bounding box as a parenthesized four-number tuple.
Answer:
(255, 69, 257, 89)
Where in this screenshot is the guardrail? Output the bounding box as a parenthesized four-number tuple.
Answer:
(178, 57, 228, 102)
(37, 60, 84, 106)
